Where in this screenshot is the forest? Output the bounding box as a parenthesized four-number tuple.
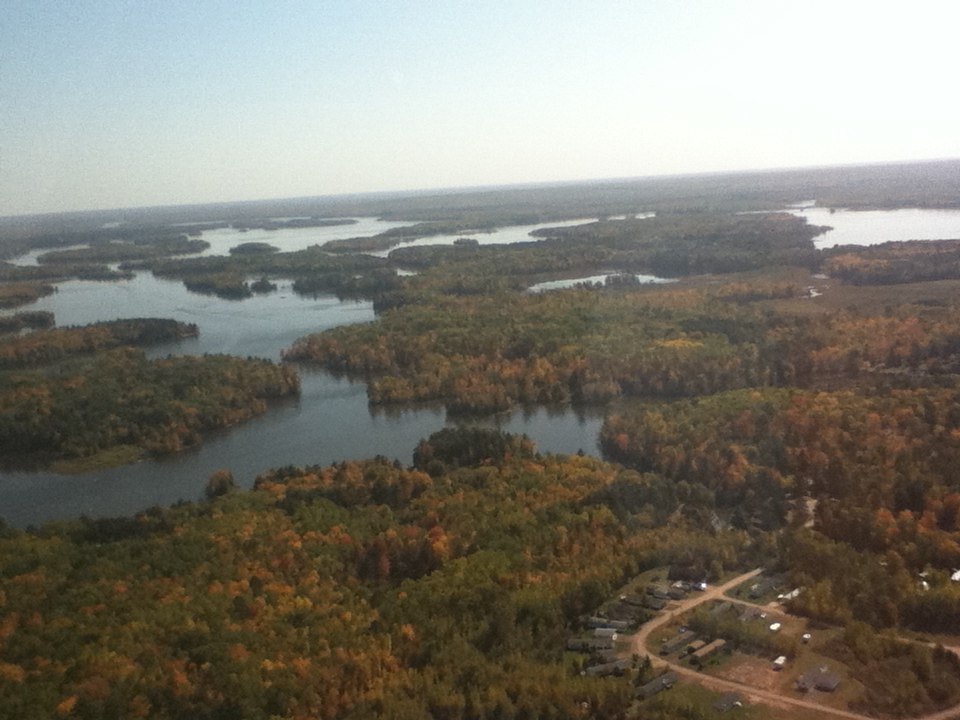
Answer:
(0, 319, 299, 470)
(3, 161, 960, 718)
(0, 430, 763, 720)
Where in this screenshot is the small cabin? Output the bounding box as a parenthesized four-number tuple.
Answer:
(690, 638, 726, 666)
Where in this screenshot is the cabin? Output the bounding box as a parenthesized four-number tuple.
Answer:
(796, 666, 841, 692)
(593, 627, 618, 639)
(566, 637, 615, 652)
(749, 574, 785, 599)
(685, 639, 706, 656)
(620, 593, 646, 607)
(646, 585, 671, 600)
(659, 632, 696, 656)
(637, 671, 678, 700)
(690, 638, 727, 665)
(583, 616, 631, 631)
(690, 638, 726, 666)
(585, 659, 632, 677)
(595, 649, 621, 664)
(644, 596, 667, 611)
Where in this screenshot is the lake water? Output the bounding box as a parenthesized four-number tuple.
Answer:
(372, 217, 607, 256)
(0, 269, 605, 528)
(4, 206, 958, 527)
(791, 207, 960, 249)
(528, 273, 675, 293)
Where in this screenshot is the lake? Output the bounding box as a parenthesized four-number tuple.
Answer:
(3, 206, 959, 527)
(791, 207, 960, 248)
(0, 269, 605, 528)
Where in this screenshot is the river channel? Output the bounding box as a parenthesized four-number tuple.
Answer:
(3, 207, 960, 528)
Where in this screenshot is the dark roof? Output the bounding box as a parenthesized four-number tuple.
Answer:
(660, 632, 696, 656)
(566, 637, 614, 652)
(797, 667, 841, 692)
(583, 616, 631, 631)
(637, 671, 679, 699)
(690, 638, 726, 664)
(713, 692, 742, 713)
(585, 659, 632, 677)
(644, 596, 667, 610)
(749, 574, 786, 598)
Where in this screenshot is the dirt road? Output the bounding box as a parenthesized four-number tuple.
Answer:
(629, 568, 960, 720)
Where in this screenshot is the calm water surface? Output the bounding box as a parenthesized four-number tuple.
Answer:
(792, 207, 960, 248)
(0, 267, 604, 527)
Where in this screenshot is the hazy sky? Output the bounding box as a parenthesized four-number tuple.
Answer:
(2, 0, 959, 216)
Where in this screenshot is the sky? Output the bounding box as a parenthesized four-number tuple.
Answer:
(2, 0, 959, 216)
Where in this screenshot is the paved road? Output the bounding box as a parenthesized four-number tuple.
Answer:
(628, 568, 960, 720)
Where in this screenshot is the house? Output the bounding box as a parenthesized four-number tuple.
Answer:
(739, 607, 764, 622)
(584, 616, 631, 631)
(685, 639, 706, 656)
(659, 632, 696, 656)
(668, 588, 686, 601)
(566, 637, 615, 652)
(713, 692, 742, 713)
(644, 596, 667, 611)
(646, 585, 671, 600)
(749, 574, 785, 599)
(796, 666, 841, 692)
(690, 638, 726, 666)
(585, 659, 633, 677)
(637, 671, 679, 700)
(595, 649, 621, 664)
(593, 628, 618, 639)
(620, 593, 646, 607)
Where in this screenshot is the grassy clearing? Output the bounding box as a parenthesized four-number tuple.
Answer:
(50, 444, 143, 474)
